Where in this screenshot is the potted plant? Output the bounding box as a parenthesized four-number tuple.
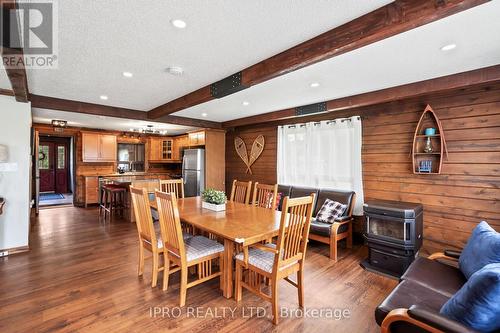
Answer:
(201, 188, 227, 212)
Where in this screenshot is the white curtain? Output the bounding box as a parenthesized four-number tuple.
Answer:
(277, 116, 364, 215)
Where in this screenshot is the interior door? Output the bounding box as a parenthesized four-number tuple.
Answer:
(55, 143, 69, 193)
(39, 142, 55, 192)
(34, 130, 40, 214)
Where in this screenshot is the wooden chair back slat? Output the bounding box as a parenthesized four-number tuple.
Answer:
(252, 182, 278, 210)
(160, 179, 185, 198)
(130, 186, 156, 245)
(155, 191, 185, 258)
(275, 194, 315, 269)
(230, 180, 252, 204)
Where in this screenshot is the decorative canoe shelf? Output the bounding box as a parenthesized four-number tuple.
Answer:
(412, 104, 448, 175)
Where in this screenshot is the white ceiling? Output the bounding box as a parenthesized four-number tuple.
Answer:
(175, 1, 500, 122)
(31, 108, 197, 135)
(26, 0, 392, 111)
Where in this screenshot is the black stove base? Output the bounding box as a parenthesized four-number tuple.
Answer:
(360, 259, 400, 280)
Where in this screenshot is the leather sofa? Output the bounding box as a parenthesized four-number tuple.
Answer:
(277, 185, 356, 262)
(376, 250, 481, 333)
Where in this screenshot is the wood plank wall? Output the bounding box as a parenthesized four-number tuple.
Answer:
(226, 82, 500, 254)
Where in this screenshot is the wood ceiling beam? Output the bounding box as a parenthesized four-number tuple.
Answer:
(30, 94, 222, 129)
(147, 0, 490, 119)
(1, 0, 29, 102)
(0, 88, 15, 96)
(222, 64, 500, 128)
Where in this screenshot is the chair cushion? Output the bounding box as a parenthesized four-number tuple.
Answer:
(314, 189, 355, 217)
(375, 279, 449, 326)
(315, 199, 347, 224)
(290, 186, 319, 201)
(401, 256, 466, 298)
(459, 221, 500, 279)
(440, 263, 500, 332)
(185, 236, 224, 262)
(235, 246, 276, 273)
(310, 218, 349, 237)
(157, 232, 193, 248)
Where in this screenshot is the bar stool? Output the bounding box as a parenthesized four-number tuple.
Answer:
(100, 184, 126, 221)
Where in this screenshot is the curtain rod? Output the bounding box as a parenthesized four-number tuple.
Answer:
(284, 116, 362, 128)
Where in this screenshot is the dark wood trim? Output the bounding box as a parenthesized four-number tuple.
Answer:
(0, 88, 15, 97)
(147, 0, 490, 119)
(30, 94, 222, 129)
(1, 1, 29, 102)
(148, 86, 213, 120)
(223, 64, 500, 128)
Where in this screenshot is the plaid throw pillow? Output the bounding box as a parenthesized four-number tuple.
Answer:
(316, 199, 347, 224)
(275, 192, 283, 211)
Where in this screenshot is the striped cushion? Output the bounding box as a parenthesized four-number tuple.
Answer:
(157, 232, 192, 248)
(184, 236, 224, 262)
(235, 245, 276, 273)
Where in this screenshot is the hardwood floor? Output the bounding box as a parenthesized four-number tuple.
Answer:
(0, 206, 396, 333)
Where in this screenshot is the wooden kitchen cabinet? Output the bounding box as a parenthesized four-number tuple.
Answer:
(84, 176, 99, 207)
(173, 135, 188, 160)
(82, 133, 117, 162)
(188, 131, 205, 146)
(204, 130, 225, 191)
(148, 137, 174, 161)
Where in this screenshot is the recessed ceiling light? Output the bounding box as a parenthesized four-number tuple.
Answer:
(100, 95, 108, 100)
(310, 82, 320, 88)
(440, 43, 457, 51)
(166, 66, 184, 76)
(171, 19, 187, 29)
(123, 71, 133, 78)
(242, 101, 250, 106)
(201, 113, 208, 117)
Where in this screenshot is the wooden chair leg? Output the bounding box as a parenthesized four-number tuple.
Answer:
(235, 262, 242, 302)
(138, 243, 144, 276)
(271, 279, 279, 325)
(180, 265, 188, 307)
(162, 252, 169, 291)
(330, 234, 338, 262)
(219, 254, 225, 292)
(152, 252, 159, 288)
(297, 268, 304, 308)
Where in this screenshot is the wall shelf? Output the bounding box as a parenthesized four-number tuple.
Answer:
(412, 104, 448, 174)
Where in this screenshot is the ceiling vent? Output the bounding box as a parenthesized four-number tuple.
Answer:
(210, 72, 248, 98)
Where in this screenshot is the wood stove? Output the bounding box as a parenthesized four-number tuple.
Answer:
(361, 199, 423, 278)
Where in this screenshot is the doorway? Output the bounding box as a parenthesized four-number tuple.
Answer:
(38, 136, 74, 207)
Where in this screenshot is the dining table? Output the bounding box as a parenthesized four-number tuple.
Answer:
(150, 196, 282, 298)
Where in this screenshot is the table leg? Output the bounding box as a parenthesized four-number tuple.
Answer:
(223, 239, 234, 298)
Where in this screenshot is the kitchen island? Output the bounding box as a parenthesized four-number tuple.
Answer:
(100, 175, 165, 222)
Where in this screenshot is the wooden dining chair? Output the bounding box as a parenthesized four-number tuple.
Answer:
(229, 180, 252, 204)
(131, 179, 161, 222)
(160, 179, 184, 198)
(235, 194, 316, 325)
(155, 190, 224, 306)
(130, 186, 164, 288)
(252, 182, 278, 209)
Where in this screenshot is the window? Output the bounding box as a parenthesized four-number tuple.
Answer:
(57, 146, 65, 169)
(38, 145, 49, 169)
(277, 116, 364, 214)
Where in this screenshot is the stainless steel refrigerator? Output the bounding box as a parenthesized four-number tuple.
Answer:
(182, 149, 205, 197)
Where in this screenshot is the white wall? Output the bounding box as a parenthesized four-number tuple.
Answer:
(0, 95, 32, 250)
